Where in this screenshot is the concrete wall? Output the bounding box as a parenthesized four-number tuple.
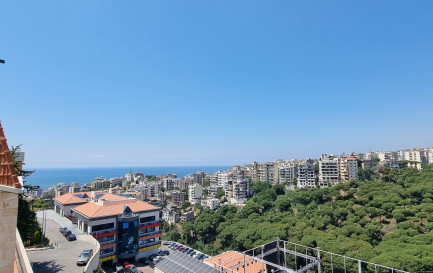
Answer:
(15, 229, 33, 273)
(78, 234, 100, 273)
(0, 186, 21, 273)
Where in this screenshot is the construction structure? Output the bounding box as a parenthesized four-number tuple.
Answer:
(208, 238, 409, 273)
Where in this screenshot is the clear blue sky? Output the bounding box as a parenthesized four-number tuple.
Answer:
(1, 1, 433, 168)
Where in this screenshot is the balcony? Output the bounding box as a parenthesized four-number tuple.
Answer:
(139, 230, 162, 240)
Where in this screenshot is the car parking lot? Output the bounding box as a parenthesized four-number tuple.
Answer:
(105, 241, 209, 273)
(27, 217, 97, 273)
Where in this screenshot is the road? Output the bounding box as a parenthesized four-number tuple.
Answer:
(27, 210, 97, 273)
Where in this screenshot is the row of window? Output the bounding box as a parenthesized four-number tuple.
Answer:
(92, 222, 114, 232)
(139, 227, 155, 235)
(100, 247, 114, 255)
(140, 216, 156, 224)
(139, 238, 155, 246)
(97, 235, 115, 242)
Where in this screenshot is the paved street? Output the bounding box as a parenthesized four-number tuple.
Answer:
(28, 210, 97, 273)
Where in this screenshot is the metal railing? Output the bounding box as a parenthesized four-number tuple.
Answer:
(234, 238, 411, 273)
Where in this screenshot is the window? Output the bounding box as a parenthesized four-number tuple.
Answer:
(97, 235, 114, 242)
(139, 227, 155, 235)
(92, 222, 114, 232)
(140, 216, 155, 224)
(139, 238, 155, 246)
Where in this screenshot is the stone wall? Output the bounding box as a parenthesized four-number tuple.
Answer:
(0, 187, 20, 273)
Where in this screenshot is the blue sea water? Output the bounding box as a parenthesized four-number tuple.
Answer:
(26, 166, 232, 189)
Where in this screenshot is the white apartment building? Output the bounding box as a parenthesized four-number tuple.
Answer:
(319, 155, 340, 187)
(297, 159, 316, 188)
(277, 161, 297, 184)
(201, 199, 220, 210)
(188, 183, 203, 204)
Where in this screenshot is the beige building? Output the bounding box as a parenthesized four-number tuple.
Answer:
(339, 157, 358, 181)
(0, 121, 33, 273)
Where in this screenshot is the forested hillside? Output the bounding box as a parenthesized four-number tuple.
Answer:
(163, 165, 433, 272)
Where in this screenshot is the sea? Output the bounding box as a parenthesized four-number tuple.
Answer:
(26, 166, 232, 190)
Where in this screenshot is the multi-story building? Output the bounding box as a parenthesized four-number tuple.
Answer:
(245, 161, 259, 181)
(297, 159, 316, 188)
(188, 184, 203, 204)
(171, 190, 185, 205)
(201, 199, 220, 210)
(163, 177, 175, 191)
(55, 191, 162, 264)
(277, 161, 297, 184)
(208, 185, 223, 198)
(162, 206, 179, 225)
(91, 177, 107, 189)
(68, 182, 81, 193)
(339, 157, 358, 181)
(319, 155, 340, 187)
(226, 178, 250, 204)
(180, 211, 194, 222)
(258, 162, 276, 183)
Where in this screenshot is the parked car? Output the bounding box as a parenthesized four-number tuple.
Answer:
(113, 262, 124, 273)
(66, 234, 76, 241)
(163, 241, 173, 245)
(64, 230, 72, 237)
(189, 251, 196, 257)
(178, 246, 184, 251)
(77, 249, 93, 266)
(195, 253, 204, 260)
(139, 257, 151, 265)
(161, 250, 170, 255)
(182, 247, 189, 253)
(193, 252, 202, 258)
(154, 256, 164, 263)
(124, 264, 143, 273)
(59, 226, 67, 233)
(61, 228, 70, 236)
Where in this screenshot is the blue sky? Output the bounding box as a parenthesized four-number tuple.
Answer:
(1, 1, 433, 168)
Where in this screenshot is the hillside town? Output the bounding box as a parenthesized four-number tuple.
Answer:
(35, 147, 433, 227)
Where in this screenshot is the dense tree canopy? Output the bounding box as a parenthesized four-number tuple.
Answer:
(162, 165, 433, 272)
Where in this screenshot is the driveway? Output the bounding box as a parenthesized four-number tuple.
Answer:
(27, 210, 97, 273)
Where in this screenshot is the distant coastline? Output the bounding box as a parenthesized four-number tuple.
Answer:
(26, 166, 232, 190)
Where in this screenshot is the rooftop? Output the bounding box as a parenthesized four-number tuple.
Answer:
(73, 198, 159, 218)
(205, 251, 267, 273)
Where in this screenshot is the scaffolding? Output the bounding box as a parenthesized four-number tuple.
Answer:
(214, 238, 410, 273)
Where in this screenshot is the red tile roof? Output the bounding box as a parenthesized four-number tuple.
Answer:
(54, 193, 88, 204)
(0, 121, 21, 188)
(73, 198, 159, 218)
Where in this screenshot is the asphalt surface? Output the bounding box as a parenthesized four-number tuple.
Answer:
(27, 210, 97, 273)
